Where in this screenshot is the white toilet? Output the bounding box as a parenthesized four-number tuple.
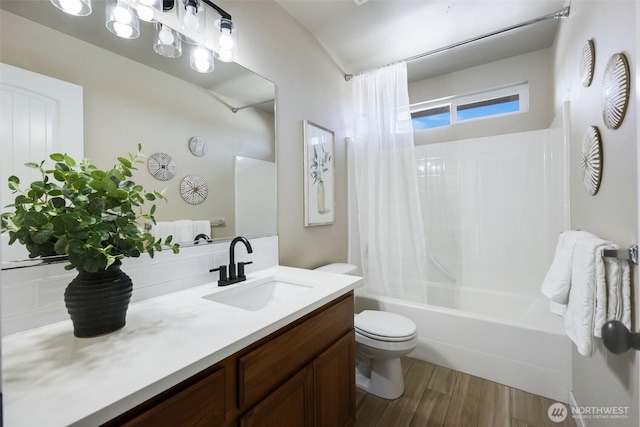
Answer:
(314, 263, 418, 400)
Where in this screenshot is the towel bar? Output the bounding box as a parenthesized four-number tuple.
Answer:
(602, 245, 638, 265)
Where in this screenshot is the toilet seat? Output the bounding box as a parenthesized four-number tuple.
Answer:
(355, 310, 417, 342)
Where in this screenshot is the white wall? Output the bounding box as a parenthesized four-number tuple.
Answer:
(226, 2, 351, 268)
(553, 1, 639, 425)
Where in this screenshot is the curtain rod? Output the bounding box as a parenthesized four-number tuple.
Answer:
(231, 99, 275, 113)
(344, 5, 571, 81)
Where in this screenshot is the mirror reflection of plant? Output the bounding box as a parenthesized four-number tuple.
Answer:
(309, 145, 331, 185)
(1, 144, 179, 272)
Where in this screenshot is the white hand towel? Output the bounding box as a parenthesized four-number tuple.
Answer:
(594, 249, 631, 337)
(592, 244, 619, 338)
(563, 236, 627, 356)
(152, 221, 176, 242)
(564, 236, 603, 356)
(174, 220, 194, 243)
(549, 301, 567, 316)
(193, 220, 211, 238)
(541, 230, 596, 305)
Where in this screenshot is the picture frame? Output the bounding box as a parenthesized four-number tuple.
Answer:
(303, 120, 335, 226)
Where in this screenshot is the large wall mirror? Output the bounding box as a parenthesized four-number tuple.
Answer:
(0, 1, 276, 267)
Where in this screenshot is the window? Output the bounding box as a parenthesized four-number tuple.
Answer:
(411, 105, 450, 130)
(410, 83, 529, 131)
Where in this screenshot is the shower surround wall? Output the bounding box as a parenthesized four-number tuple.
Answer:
(416, 127, 568, 297)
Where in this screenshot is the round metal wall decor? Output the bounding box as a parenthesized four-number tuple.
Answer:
(147, 153, 177, 181)
(601, 52, 630, 130)
(581, 126, 602, 196)
(580, 39, 595, 87)
(189, 136, 208, 157)
(180, 174, 208, 205)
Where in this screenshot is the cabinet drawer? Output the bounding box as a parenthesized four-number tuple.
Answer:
(239, 293, 354, 407)
(123, 367, 226, 427)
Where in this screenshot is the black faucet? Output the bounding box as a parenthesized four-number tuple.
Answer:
(194, 233, 211, 244)
(210, 236, 253, 286)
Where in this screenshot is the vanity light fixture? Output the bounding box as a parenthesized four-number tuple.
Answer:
(50, 0, 236, 73)
(50, 0, 92, 16)
(106, 0, 140, 39)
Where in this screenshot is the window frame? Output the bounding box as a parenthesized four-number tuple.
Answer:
(410, 82, 530, 131)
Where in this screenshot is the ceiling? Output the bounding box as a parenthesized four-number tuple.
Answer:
(2, 0, 570, 92)
(274, 0, 570, 82)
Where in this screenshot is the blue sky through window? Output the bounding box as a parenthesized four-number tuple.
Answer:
(457, 99, 520, 121)
(412, 111, 451, 130)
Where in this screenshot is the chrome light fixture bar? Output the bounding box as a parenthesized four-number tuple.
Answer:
(49, 0, 236, 73)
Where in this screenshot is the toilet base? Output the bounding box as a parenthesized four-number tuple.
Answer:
(355, 357, 404, 400)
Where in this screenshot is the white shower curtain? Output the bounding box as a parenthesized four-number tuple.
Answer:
(351, 62, 428, 302)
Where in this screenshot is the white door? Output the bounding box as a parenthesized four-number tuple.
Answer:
(0, 63, 83, 262)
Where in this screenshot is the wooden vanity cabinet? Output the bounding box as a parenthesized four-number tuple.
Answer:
(104, 292, 355, 427)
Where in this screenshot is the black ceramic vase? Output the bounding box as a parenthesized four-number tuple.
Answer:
(64, 260, 133, 338)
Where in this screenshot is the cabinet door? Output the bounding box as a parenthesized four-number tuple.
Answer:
(240, 366, 314, 427)
(122, 367, 226, 427)
(313, 331, 356, 427)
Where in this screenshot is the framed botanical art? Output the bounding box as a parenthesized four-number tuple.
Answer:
(303, 120, 335, 226)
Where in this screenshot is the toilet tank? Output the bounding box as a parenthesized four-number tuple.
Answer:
(314, 263, 359, 275)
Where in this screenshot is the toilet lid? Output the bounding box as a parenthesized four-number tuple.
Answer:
(355, 310, 417, 340)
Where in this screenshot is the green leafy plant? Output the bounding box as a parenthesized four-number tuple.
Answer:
(309, 145, 331, 185)
(1, 144, 179, 272)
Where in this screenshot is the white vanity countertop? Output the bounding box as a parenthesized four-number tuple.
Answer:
(1, 265, 362, 427)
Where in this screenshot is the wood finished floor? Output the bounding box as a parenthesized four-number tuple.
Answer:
(354, 357, 576, 427)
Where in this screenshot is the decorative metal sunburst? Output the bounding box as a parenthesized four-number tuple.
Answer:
(147, 152, 176, 181)
(581, 126, 602, 196)
(580, 39, 595, 87)
(180, 174, 208, 205)
(602, 53, 630, 130)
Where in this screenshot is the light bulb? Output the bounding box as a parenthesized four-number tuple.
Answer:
(191, 46, 214, 73)
(194, 47, 208, 60)
(158, 26, 174, 45)
(217, 48, 232, 62)
(114, 4, 132, 24)
(183, 5, 199, 30)
(134, 4, 154, 22)
(194, 58, 210, 72)
(114, 21, 134, 38)
(219, 28, 233, 50)
(59, 0, 83, 14)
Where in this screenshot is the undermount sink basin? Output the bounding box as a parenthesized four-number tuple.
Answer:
(203, 279, 312, 311)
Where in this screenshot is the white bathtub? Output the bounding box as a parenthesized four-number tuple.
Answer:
(354, 284, 572, 403)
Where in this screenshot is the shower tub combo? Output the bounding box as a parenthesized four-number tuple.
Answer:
(349, 125, 572, 403)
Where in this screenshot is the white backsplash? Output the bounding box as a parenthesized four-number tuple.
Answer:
(1, 235, 279, 336)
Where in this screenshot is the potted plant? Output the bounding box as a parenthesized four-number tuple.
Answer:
(1, 144, 179, 337)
